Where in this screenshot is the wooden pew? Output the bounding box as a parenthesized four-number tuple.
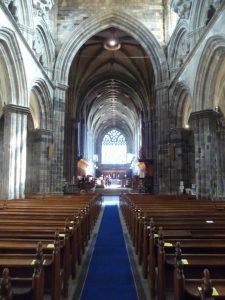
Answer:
(0, 225, 70, 298)
(0, 194, 102, 299)
(156, 241, 225, 300)
(174, 261, 225, 299)
(0, 240, 61, 300)
(0, 217, 79, 279)
(0, 263, 44, 300)
(119, 194, 225, 300)
(146, 222, 225, 293)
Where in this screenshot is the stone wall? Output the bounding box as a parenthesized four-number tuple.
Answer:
(57, 0, 165, 48)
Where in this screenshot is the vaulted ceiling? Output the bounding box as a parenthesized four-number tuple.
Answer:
(68, 27, 154, 144)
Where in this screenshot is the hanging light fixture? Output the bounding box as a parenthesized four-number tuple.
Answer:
(104, 30, 121, 51)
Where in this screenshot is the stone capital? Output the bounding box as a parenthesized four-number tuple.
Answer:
(3, 104, 30, 115)
(55, 82, 69, 91)
(155, 81, 169, 91)
(32, 128, 53, 136)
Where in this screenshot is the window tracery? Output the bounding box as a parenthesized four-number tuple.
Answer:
(101, 129, 127, 164)
(102, 129, 126, 146)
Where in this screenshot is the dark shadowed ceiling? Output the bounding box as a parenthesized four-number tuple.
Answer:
(68, 27, 154, 146)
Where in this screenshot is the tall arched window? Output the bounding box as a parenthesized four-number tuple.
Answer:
(102, 129, 127, 164)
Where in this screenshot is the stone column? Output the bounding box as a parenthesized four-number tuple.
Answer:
(27, 129, 53, 194)
(155, 82, 170, 194)
(64, 119, 73, 183)
(189, 110, 219, 199)
(143, 118, 151, 159)
(216, 128, 225, 199)
(169, 128, 195, 194)
(0, 117, 4, 196)
(51, 83, 68, 193)
(1, 104, 29, 199)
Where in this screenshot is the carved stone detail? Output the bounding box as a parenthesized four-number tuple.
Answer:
(212, 0, 222, 9)
(172, 0, 192, 19)
(32, 30, 46, 66)
(32, 0, 54, 17)
(7, 0, 19, 22)
(176, 34, 190, 68)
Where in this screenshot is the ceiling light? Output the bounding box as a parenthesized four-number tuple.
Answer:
(104, 37, 121, 51)
(109, 39, 117, 47)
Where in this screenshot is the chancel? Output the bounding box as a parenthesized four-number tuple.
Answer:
(0, 0, 225, 299)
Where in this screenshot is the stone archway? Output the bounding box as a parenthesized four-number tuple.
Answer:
(191, 36, 225, 199)
(0, 28, 28, 199)
(52, 10, 169, 193)
(54, 11, 168, 85)
(167, 20, 189, 77)
(169, 82, 195, 194)
(193, 35, 225, 111)
(26, 80, 53, 195)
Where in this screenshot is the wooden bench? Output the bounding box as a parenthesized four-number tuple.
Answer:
(156, 241, 225, 300)
(0, 264, 44, 300)
(119, 194, 225, 300)
(174, 258, 225, 299)
(0, 240, 58, 300)
(0, 194, 102, 299)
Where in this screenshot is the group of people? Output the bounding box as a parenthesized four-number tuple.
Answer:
(77, 176, 96, 192)
(104, 176, 112, 186)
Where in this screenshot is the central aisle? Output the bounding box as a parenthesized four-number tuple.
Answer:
(80, 197, 138, 300)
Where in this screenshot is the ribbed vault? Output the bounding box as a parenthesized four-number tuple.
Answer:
(67, 27, 154, 164)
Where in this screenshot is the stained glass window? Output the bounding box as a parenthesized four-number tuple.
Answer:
(102, 129, 127, 164)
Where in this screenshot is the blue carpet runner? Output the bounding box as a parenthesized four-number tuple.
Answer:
(80, 205, 138, 300)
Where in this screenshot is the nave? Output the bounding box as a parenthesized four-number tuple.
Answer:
(1, 193, 225, 299)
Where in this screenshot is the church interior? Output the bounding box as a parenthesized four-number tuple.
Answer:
(0, 0, 225, 299)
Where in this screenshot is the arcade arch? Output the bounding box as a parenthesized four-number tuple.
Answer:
(0, 28, 28, 199)
(53, 11, 168, 190)
(26, 80, 53, 194)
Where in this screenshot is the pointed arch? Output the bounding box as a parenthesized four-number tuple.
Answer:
(54, 10, 168, 86)
(170, 81, 192, 128)
(193, 35, 225, 111)
(30, 79, 53, 130)
(33, 20, 55, 74)
(17, 0, 34, 27)
(190, 0, 213, 31)
(0, 27, 28, 106)
(167, 19, 189, 69)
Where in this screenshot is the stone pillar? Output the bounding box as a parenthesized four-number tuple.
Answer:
(74, 121, 82, 179)
(169, 128, 195, 194)
(143, 118, 151, 159)
(1, 104, 29, 199)
(64, 119, 73, 183)
(189, 110, 219, 199)
(155, 82, 170, 194)
(26, 129, 53, 194)
(0, 117, 4, 196)
(51, 83, 68, 193)
(216, 128, 225, 199)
